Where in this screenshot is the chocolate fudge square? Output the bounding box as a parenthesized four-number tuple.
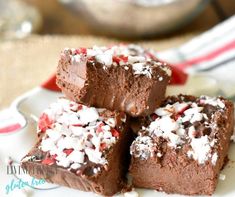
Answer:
(56, 44, 171, 117)
(21, 98, 133, 196)
(130, 95, 234, 195)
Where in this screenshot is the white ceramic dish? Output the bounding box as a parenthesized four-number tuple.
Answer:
(0, 74, 234, 197)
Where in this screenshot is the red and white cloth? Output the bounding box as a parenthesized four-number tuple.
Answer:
(1, 15, 235, 135)
(0, 110, 23, 134)
(158, 15, 235, 98)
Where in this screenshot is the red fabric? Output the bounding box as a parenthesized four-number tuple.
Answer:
(175, 40, 235, 69)
(169, 65, 188, 85)
(0, 123, 22, 134)
(41, 74, 61, 92)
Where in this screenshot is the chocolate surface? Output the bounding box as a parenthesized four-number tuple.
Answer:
(129, 94, 234, 195)
(21, 98, 133, 196)
(56, 44, 171, 117)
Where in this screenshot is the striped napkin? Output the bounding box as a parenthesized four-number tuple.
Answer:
(1, 15, 235, 135)
(158, 15, 235, 98)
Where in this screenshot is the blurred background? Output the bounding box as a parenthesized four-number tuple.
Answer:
(0, 0, 235, 40)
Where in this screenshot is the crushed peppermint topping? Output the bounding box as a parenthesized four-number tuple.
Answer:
(132, 62, 152, 78)
(200, 95, 225, 108)
(187, 137, 216, 165)
(35, 98, 125, 173)
(130, 136, 156, 160)
(61, 44, 171, 78)
(131, 95, 227, 165)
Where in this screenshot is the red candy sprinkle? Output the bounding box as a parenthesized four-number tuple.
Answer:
(38, 113, 53, 133)
(88, 56, 95, 61)
(41, 155, 57, 165)
(63, 149, 74, 155)
(87, 133, 93, 140)
(77, 105, 83, 111)
(199, 100, 205, 105)
(112, 56, 119, 63)
(111, 128, 119, 137)
(172, 105, 189, 120)
(150, 114, 159, 121)
(76, 170, 82, 175)
(96, 123, 105, 133)
(100, 143, 107, 151)
(72, 123, 83, 127)
(75, 48, 87, 55)
(113, 55, 128, 64)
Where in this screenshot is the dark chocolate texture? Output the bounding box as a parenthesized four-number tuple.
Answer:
(130, 95, 234, 195)
(56, 45, 171, 117)
(21, 98, 133, 196)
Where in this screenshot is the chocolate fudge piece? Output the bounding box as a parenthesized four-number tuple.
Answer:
(21, 98, 133, 196)
(56, 44, 172, 117)
(130, 95, 234, 195)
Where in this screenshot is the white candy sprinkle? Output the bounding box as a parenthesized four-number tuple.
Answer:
(231, 134, 235, 142)
(160, 65, 172, 76)
(131, 96, 223, 164)
(173, 102, 189, 113)
(40, 138, 56, 152)
(219, 174, 226, 180)
(71, 54, 81, 65)
(38, 98, 120, 169)
(46, 129, 61, 141)
(56, 158, 71, 168)
(188, 136, 212, 165)
(132, 63, 152, 78)
(200, 96, 225, 108)
(130, 136, 156, 160)
(132, 62, 144, 72)
(211, 152, 218, 165)
(188, 126, 196, 138)
(57, 113, 80, 126)
(70, 163, 81, 170)
(95, 51, 113, 66)
(181, 106, 203, 123)
(85, 148, 106, 164)
(63, 44, 171, 78)
(155, 107, 172, 116)
(148, 116, 180, 147)
(105, 118, 116, 127)
(128, 55, 145, 63)
(78, 107, 99, 124)
(93, 167, 101, 174)
(157, 153, 162, 157)
(70, 126, 86, 136)
(67, 150, 84, 163)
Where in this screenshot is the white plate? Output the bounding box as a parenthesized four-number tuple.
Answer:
(0, 74, 235, 197)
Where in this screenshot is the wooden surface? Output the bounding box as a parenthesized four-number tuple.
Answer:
(0, 34, 194, 110)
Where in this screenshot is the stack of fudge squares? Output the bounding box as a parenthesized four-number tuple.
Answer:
(21, 44, 234, 196)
